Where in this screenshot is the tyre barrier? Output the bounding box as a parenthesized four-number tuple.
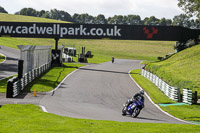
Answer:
(6, 61, 51, 98)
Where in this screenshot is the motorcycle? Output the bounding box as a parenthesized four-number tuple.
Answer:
(122, 97, 144, 118)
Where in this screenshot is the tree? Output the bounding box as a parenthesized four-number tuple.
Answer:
(172, 14, 191, 27)
(107, 15, 125, 24)
(94, 14, 107, 24)
(49, 9, 73, 22)
(0, 6, 8, 13)
(159, 18, 172, 26)
(41, 11, 50, 18)
(126, 15, 141, 25)
(72, 13, 94, 24)
(17, 8, 37, 16)
(178, 0, 200, 20)
(144, 16, 159, 25)
(37, 10, 46, 17)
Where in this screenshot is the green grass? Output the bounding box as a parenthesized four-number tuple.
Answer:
(144, 44, 200, 95)
(0, 63, 84, 93)
(0, 104, 199, 133)
(161, 105, 200, 122)
(25, 63, 85, 92)
(0, 13, 69, 23)
(0, 37, 175, 63)
(0, 76, 13, 93)
(0, 54, 5, 63)
(130, 69, 175, 104)
(130, 69, 200, 122)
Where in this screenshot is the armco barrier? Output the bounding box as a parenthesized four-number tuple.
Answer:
(141, 69, 179, 101)
(183, 89, 192, 105)
(6, 61, 51, 98)
(141, 69, 197, 104)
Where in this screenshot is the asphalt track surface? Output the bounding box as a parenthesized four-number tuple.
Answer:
(40, 59, 187, 124)
(0, 46, 19, 80)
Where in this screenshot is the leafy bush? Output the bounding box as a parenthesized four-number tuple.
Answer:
(174, 39, 196, 52)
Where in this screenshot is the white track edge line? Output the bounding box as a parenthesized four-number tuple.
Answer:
(128, 69, 196, 125)
(49, 65, 88, 93)
(49, 68, 79, 93)
(39, 105, 48, 113)
(41, 65, 87, 112)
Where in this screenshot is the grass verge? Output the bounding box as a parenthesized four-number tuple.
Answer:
(0, 54, 5, 63)
(25, 63, 85, 92)
(0, 76, 14, 93)
(0, 104, 199, 133)
(130, 69, 175, 104)
(130, 69, 200, 122)
(144, 44, 200, 95)
(0, 63, 84, 93)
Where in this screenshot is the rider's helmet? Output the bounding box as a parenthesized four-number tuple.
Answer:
(139, 90, 144, 96)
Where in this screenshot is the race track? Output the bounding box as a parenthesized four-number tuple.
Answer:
(0, 46, 19, 80)
(0, 47, 189, 124)
(40, 59, 187, 124)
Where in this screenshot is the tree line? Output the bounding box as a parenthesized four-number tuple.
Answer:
(0, 5, 200, 29)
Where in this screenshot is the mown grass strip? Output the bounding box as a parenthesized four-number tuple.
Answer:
(130, 69, 200, 122)
(0, 104, 199, 133)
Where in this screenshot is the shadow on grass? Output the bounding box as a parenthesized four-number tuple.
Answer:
(62, 64, 80, 69)
(23, 67, 63, 92)
(188, 117, 200, 119)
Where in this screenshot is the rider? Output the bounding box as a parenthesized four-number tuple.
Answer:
(125, 90, 145, 109)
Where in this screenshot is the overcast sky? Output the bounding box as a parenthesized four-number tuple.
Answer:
(1, 0, 184, 19)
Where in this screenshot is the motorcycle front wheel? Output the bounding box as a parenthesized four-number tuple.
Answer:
(122, 106, 126, 116)
(131, 108, 140, 118)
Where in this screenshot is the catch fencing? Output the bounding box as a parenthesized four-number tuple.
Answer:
(18, 45, 52, 75)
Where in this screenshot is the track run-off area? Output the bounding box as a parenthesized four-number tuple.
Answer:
(0, 46, 190, 124)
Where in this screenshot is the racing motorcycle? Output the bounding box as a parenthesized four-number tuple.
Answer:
(122, 96, 144, 118)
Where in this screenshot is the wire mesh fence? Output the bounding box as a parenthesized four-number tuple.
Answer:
(17, 45, 52, 75)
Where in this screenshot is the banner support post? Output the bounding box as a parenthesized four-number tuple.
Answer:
(55, 38, 59, 50)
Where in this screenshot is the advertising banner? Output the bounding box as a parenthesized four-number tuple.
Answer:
(0, 22, 199, 41)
